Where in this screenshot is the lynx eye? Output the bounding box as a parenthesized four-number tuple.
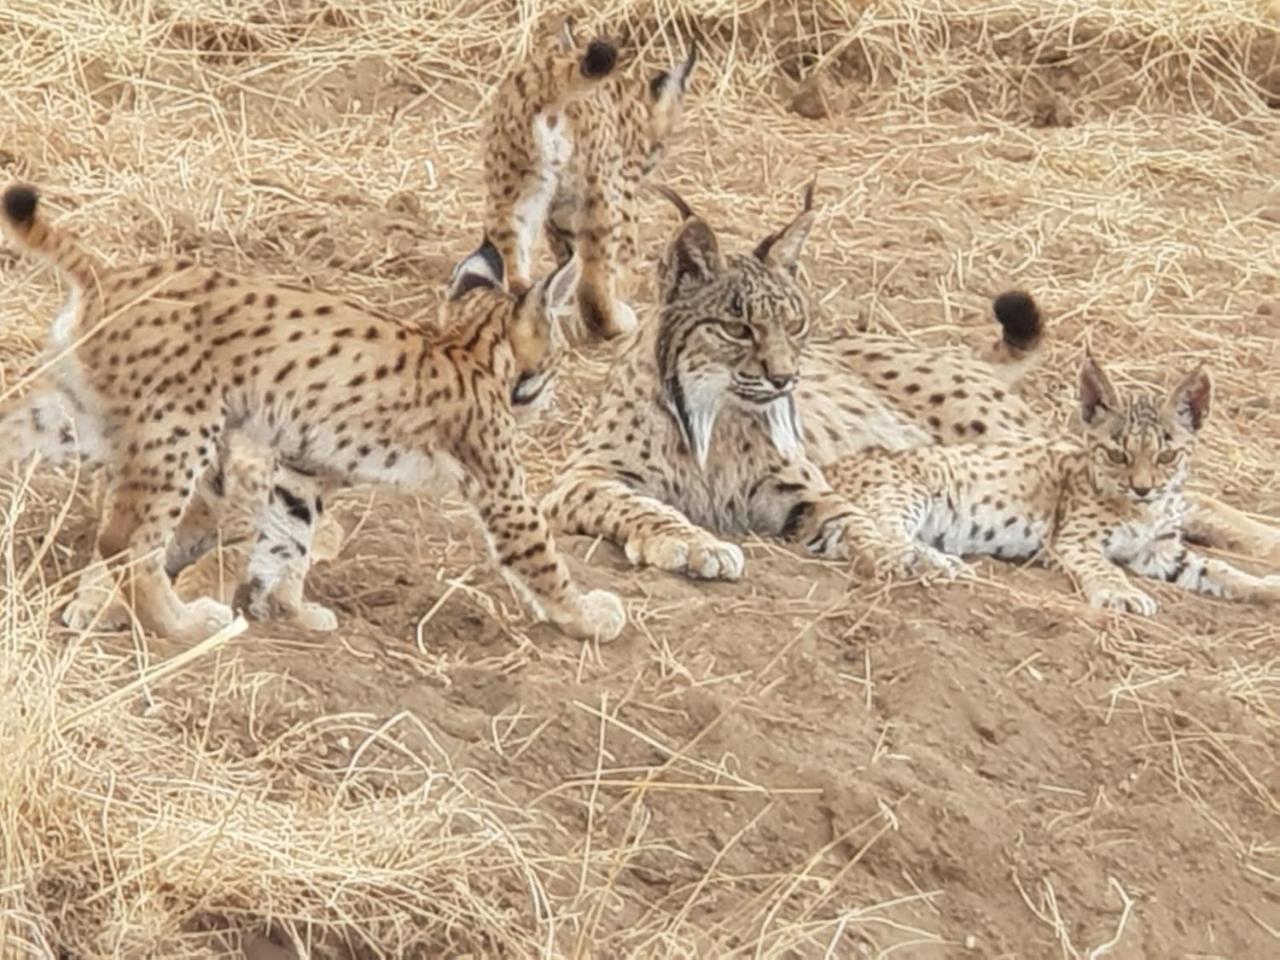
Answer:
(720, 321, 753, 342)
(1156, 449, 1179, 465)
(1106, 448, 1128, 464)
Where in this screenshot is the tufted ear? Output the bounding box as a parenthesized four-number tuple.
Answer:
(447, 236, 506, 301)
(649, 37, 698, 102)
(1165, 365, 1212, 433)
(1078, 354, 1120, 426)
(554, 15, 576, 54)
(753, 178, 817, 275)
(654, 184, 724, 302)
(540, 253, 580, 312)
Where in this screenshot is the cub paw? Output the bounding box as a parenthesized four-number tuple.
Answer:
(1089, 585, 1158, 616)
(62, 583, 130, 632)
(175, 597, 236, 642)
(609, 300, 638, 338)
(626, 530, 745, 581)
(572, 589, 627, 643)
(297, 602, 339, 632)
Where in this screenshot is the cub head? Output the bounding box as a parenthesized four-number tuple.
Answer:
(1078, 355, 1211, 503)
(652, 179, 818, 467)
(446, 238, 579, 419)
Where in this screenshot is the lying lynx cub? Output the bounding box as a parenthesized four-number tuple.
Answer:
(828, 356, 1280, 614)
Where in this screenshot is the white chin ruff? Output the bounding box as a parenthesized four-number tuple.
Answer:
(763, 395, 803, 462)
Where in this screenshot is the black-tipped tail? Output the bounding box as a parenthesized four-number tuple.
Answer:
(580, 39, 618, 79)
(2, 184, 38, 228)
(993, 290, 1042, 350)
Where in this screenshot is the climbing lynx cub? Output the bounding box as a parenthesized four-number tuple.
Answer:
(483, 19, 696, 340)
(828, 356, 1280, 613)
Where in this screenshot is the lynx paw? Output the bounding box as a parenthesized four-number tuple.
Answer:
(609, 300, 638, 337)
(297, 602, 339, 632)
(872, 545, 970, 584)
(175, 597, 236, 642)
(1089, 585, 1158, 616)
(627, 530, 745, 581)
(62, 582, 130, 632)
(568, 589, 627, 642)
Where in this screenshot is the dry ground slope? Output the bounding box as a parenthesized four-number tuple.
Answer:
(1, 1, 1279, 957)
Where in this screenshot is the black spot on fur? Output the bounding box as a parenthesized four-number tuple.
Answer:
(992, 290, 1042, 350)
(2, 184, 38, 226)
(580, 39, 618, 79)
(273, 485, 312, 525)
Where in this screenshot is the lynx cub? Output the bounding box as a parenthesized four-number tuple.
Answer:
(0, 185, 624, 644)
(828, 356, 1280, 614)
(483, 19, 696, 340)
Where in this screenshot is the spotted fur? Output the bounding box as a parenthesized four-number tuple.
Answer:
(541, 184, 1054, 580)
(827, 356, 1280, 613)
(171, 434, 344, 630)
(0, 185, 624, 643)
(483, 18, 697, 341)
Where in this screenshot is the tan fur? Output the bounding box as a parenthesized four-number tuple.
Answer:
(826, 356, 1280, 613)
(542, 184, 1049, 580)
(483, 21, 697, 341)
(1, 186, 624, 644)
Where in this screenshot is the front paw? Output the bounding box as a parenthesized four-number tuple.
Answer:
(169, 597, 236, 643)
(1089, 584, 1158, 616)
(872, 545, 971, 584)
(626, 529, 745, 581)
(297, 602, 339, 632)
(566, 589, 626, 642)
(62, 581, 130, 632)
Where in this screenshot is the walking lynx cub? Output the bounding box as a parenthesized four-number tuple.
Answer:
(0, 185, 624, 644)
(828, 356, 1280, 613)
(483, 19, 696, 340)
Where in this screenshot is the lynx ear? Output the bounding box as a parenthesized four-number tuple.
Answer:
(753, 178, 817, 275)
(649, 37, 698, 101)
(654, 185, 724, 302)
(541, 254, 580, 311)
(555, 15, 576, 54)
(447, 237, 505, 301)
(1078, 354, 1119, 426)
(1165, 366, 1212, 433)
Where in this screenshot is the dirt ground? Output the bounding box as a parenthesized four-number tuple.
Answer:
(2, 2, 1279, 958)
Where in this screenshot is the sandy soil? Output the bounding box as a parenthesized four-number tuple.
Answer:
(2, 3, 1278, 957)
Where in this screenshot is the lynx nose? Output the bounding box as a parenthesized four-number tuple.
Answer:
(1131, 484, 1151, 498)
(766, 373, 796, 392)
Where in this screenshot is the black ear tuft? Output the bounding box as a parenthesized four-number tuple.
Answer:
(653, 183, 695, 221)
(649, 70, 669, 100)
(2, 184, 38, 227)
(992, 290, 1042, 350)
(681, 37, 699, 89)
(580, 39, 618, 79)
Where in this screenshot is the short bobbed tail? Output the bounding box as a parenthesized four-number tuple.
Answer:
(1, 184, 104, 294)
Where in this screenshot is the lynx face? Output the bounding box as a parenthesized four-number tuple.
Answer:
(1079, 357, 1211, 503)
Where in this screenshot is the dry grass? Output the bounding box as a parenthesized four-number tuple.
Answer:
(3, 0, 1279, 957)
